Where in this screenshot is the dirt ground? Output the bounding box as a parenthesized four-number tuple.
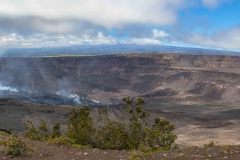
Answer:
(1, 137, 240, 160)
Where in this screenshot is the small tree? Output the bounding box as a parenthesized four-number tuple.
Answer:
(94, 121, 130, 150)
(38, 120, 49, 139)
(67, 107, 94, 145)
(145, 117, 177, 150)
(123, 97, 176, 151)
(3, 136, 28, 157)
(123, 97, 148, 149)
(51, 123, 61, 139)
(24, 120, 49, 141)
(24, 121, 40, 140)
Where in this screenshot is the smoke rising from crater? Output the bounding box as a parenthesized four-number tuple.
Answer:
(0, 84, 18, 93)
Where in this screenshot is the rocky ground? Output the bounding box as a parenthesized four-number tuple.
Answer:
(1, 133, 240, 160)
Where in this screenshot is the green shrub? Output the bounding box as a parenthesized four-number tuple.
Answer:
(38, 120, 49, 139)
(125, 97, 176, 151)
(138, 143, 152, 153)
(128, 118, 143, 149)
(51, 123, 61, 139)
(126, 97, 148, 149)
(221, 145, 231, 154)
(48, 136, 74, 147)
(123, 96, 133, 105)
(145, 117, 177, 150)
(24, 121, 42, 140)
(22, 97, 177, 151)
(129, 150, 145, 160)
(67, 107, 94, 145)
(24, 120, 49, 141)
(204, 140, 215, 148)
(3, 136, 28, 157)
(94, 121, 130, 150)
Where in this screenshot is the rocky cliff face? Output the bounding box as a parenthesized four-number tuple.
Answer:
(0, 54, 240, 105)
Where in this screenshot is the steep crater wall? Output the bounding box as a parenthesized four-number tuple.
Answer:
(0, 54, 240, 105)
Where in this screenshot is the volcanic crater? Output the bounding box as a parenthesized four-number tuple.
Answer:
(1, 53, 240, 145)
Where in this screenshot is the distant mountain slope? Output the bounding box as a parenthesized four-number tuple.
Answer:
(1, 45, 240, 57)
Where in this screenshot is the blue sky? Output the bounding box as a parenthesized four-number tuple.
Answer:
(180, 0, 240, 31)
(0, 0, 240, 51)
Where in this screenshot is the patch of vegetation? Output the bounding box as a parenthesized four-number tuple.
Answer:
(144, 117, 177, 150)
(24, 120, 49, 141)
(48, 136, 74, 146)
(94, 121, 131, 150)
(38, 120, 49, 140)
(221, 144, 231, 154)
(24, 120, 41, 140)
(2, 136, 28, 157)
(67, 107, 94, 145)
(23, 97, 177, 151)
(129, 150, 146, 160)
(65, 97, 177, 151)
(123, 97, 176, 151)
(0, 131, 10, 137)
(204, 140, 216, 148)
(51, 123, 61, 139)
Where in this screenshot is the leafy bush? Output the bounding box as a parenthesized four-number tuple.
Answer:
(3, 136, 28, 157)
(94, 121, 130, 150)
(23, 97, 177, 151)
(64, 97, 177, 151)
(24, 120, 49, 141)
(48, 136, 74, 146)
(204, 140, 215, 148)
(38, 120, 49, 139)
(67, 107, 94, 145)
(24, 121, 42, 140)
(51, 123, 61, 139)
(128, 150, 146, 160)
(144, 117, 177, 150)
(123, 97, 176, 150)
(125, 97, 149, 149)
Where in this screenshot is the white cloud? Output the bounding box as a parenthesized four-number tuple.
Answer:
(186, 28, 240, 50)
(0, 33, 25, 47)
(0, 0, 234, 50)
(3, 27, 240, 51)
(121, 29, 169, 45)
(0, 0, 186, 27)
(0, 32, 117, 48)
(124, 38, 162, 45)
(152, 29, 169, 39)
(0, 31, 167, 47)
